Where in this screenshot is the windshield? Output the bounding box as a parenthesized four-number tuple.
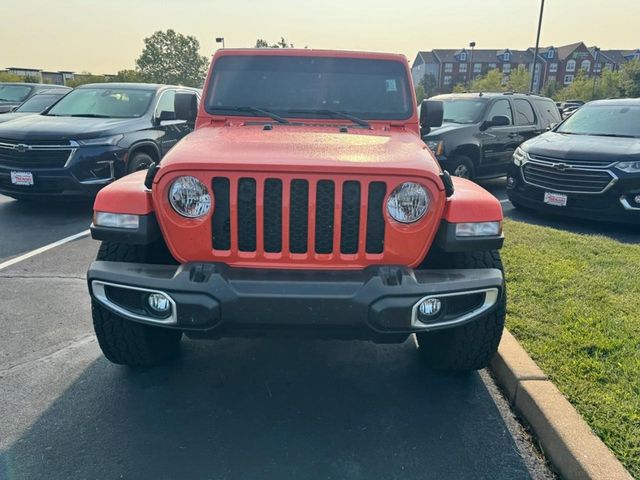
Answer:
(0, 85, 33, 102)
(438, 98, 487, 124)
(16, 93, 66, 113)
(206, 55, 413, 120)
(556, 104, 640, 138)
(47, 87, 155, 118)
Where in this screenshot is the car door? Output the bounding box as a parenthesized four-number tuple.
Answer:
(512, 98, 543, 144)
(153, 89, 182, 157)
(478, 98, 519, 175)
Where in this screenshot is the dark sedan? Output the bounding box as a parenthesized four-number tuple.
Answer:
(0, 83, 69, 113)
(0, 83, 200, 200)
(506, 98, 640, 224)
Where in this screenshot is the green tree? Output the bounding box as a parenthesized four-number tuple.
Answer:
(255, 37, 294, 48)
(136, 29, 208, 87)
(415, 84, 425, 103)
(419, 73, 437, 98)
(619, 59, 640, 97)
(0, 72, 28, 82)
(507, 66, 531, 93)
(112, 69, 147, 83)
(541, 80, 560, 99)
(66, 72, 109, 87)
(469, 69, 504, 92)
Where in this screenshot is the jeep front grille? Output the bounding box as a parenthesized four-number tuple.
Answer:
(0, 139, 75, 169)
(211, 176, 387, 256)
(522, 162, 616, 194)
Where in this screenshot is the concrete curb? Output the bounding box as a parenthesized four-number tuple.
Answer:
(490, 330, 634, 480)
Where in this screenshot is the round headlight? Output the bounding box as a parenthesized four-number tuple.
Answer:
(169, 176, 211, 218)
(386, 182, 429, 223)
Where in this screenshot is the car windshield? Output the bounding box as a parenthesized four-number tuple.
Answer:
(556, 104, 640, 138)
(46, 87, 155, 118)
(438, 98, 487, 124)
(16, 93, 66, 113)
(206, 55, 413, 120)
(0, 84, 32, 102)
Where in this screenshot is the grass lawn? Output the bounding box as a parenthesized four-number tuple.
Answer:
(501, 219, 640, 478)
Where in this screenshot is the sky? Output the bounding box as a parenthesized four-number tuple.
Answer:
(2, 0, 639, 74)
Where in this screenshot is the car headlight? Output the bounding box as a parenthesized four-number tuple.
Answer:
(93, 212, 139, 229)
(513, 147, 528, 166)
(77, 134, 124, 146)
(425, 140, 444, 156)
(387, 182, 429, 223)
(169, 176, 211, 218)
(455, 221, 502, 237)
(616, 160, 640, 173)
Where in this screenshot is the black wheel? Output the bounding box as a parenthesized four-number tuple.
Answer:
(127, 152, 155, 174)
(416, 250, 506, 371)
(92, 241, 182, 367)
(448, 155, 475, 180)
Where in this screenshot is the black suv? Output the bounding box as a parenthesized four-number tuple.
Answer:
(506, 98, 640, 224)
(0, 83, 70, 113)
(0, 87, 71, 125)
(422, 93, 561, 180)
(0, 83, 200, 200)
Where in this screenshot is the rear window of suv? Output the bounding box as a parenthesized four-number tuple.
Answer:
(205, 55, 414, 120)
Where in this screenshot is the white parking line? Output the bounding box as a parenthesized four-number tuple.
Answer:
(0, 229, 90, 272)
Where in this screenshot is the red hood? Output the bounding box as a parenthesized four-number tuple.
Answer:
(157, 125, 443, 183)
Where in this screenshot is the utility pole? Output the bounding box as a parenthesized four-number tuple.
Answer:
(467, 41, 476, 90)
(529, 0, 545, 93)
(592, 47, 600, 99)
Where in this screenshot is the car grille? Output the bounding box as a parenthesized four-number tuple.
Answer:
(0, 139, 74, 169)
(528, 153, 614, 169)
(522, 162, 615, 194)
(211, 176, 387, 256)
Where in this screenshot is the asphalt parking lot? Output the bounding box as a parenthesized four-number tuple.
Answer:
(0, 189, 558, 480)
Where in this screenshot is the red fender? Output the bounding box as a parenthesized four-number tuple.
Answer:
(93, 171, 154, 215)
(442, 177, 503, 223)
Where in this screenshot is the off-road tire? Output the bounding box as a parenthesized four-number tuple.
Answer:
(127, 152, 155, 174)
(448, 155, 476, 180)
(416, 250, 506, 371)
(92, 241, 182, 367)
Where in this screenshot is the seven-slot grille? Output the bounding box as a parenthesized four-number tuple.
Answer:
(522, 161, 615, 194)
(211, 177, 387, 256)
(0, 139, 74, 169)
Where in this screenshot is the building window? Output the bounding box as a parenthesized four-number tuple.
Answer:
(566, 59, 576, 72)
(444, 63, 453, 73)
(459, 52, 467, 61)
(594, 63, 602, 73)
(549, 63, 558, 73)
(473, 63, 482, 73)
(547, 49, 554, 59)
(605, 63, 613, 70)
(581, 60, 591, 72)
(502, 63, 511, 73)
(488, 63, 497, 69)
(459, 63, 467, 73)
(503, 52, 511, 61)
(548, 75, 556, 83)
(564, 74, 574, 84)
(443, 75, 452, 85)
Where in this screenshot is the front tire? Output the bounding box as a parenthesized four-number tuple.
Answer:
(448, 155, 476, 180)
(92, 241, 182, 367)
(127, 152, 155, 174)
(416, 250, 506, 371)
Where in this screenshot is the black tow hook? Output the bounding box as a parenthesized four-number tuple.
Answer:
(144, 162, 160, 190)
(440, 171, 455, 197)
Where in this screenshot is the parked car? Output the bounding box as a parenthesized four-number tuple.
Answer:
(0, 87, 71, 125)
(0, 83, 200, 200)
(0, 83, 69, 113)
(87, 48, 506, 371)
(560, 101, 583, 119)
(422, 92, 561, 180)
(506, 98, 640, 224)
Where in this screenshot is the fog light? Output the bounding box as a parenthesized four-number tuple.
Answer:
(507, 176, 516, 188)
(147, 293, 171, 316)
(634, 195, 640, 205)
(417, 298, 442, 323)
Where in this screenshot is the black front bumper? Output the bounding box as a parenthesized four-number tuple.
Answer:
(87, 261, 504, 342)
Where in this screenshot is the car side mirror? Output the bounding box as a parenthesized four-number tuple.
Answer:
(175, 92, 198, 124)
(480, 115, 510, 131)
(156, 110, 176, 124)
(420, 100, 444, 135)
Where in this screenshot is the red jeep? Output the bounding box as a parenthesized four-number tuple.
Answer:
(87, 49, 505, 371)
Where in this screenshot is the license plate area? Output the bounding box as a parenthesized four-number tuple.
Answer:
(10, 171, 34, 186)
(543, 191, 567, 207)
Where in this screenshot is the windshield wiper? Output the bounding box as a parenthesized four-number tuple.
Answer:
(65, 113, 112, 118)
(210, 106, 290, 124)
(589, 133, 637, 138)
(287, 109, 371, 128)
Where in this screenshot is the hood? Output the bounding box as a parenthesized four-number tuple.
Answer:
(422, 122, 475, 138)
(0, 115, 146, 141)
(159, 125, 442, 178)
(523, 132, 640, 161)
(0, 112, 33, 125)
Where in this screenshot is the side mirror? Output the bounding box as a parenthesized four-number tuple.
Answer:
(480, 115, 510, 131)
(420, 100, 444, 135)
(175, 92, 198, 124)
(157, 110, 176, 124)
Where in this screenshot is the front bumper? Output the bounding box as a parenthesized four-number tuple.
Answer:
(87, 261, 504, 342)
(0, 145, 127, 199)
(506, 164, 640, 224)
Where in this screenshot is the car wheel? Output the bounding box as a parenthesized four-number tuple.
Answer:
(416, 250, 506, 371)
(127, 152, 155, 174)
(92, 241, 182, 367)
(449, 155, 475, 180)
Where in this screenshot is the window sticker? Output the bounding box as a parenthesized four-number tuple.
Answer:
(385, 79, 398, 92)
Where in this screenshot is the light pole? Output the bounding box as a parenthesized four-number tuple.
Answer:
(467, 41, 476, 89)
(592, 47, 600, 99)
(529, 0, 545, 93)
(216, 37, 225, 49)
